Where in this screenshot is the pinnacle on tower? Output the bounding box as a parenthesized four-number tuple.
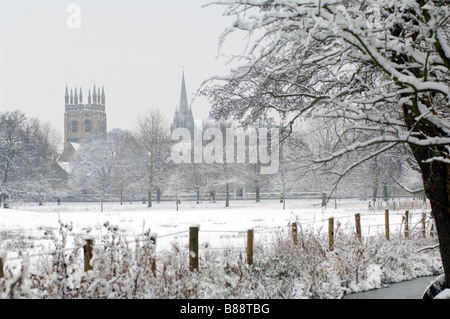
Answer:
(88, 89, 91, 104)
(70, 89, 73, 104)
(93, 84, 97, 103)
(79, 88, 83, 103)
(101, 86, 105, 104)
(65, 85, 69, 104)
(74, 87, 78, 105)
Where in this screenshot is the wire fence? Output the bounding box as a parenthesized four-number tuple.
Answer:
(0, 208, 435, 276)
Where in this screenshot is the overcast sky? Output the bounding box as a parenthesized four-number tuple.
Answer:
(0, 0, 242, 142)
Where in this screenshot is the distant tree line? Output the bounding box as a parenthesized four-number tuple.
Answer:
(0, 110, 64, 208)
(0, 109, 423, 210)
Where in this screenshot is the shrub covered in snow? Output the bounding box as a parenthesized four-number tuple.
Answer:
(0, 220, 442, 299)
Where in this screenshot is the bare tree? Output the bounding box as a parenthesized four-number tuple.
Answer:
(202, 119, 247, 207)
(108, 128, 137, 204)
(70, 133, 116, 212)
(164, 167, 187, 211)
(0, 110, 62, 207)
(134, 110, 170, 207)
(205, 0, 450, 288)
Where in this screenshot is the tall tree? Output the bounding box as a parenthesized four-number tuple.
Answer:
(108, 128, 137, 204)
(134, 110, 170, 207)
(0, 110, 62, 207)
(205, 0, 450, 287)
(70, 133, 116, 212)
(164, 167, 187, 211)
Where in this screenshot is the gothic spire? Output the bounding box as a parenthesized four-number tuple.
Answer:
(171, 71, 195, 134)
(179, 71, 189, 112)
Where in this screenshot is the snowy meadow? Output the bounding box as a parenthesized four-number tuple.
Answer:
(0, 198, 442, 299)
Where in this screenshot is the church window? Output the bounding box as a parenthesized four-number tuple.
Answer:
(85, 120, 92, 133)
(71, 121, 78, 133)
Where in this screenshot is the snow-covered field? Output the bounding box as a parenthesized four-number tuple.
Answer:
(0, 198, 442, 299)
(0, 198, 429, 254)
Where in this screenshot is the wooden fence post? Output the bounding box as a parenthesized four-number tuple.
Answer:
(0, 250, 5, 278)
(292, 222, 298, 245)
(189, 225, 199, 272)
(355, 213, 362, 242)
(404, 210, 409, 238)
(328, 217, 334, 251)
(384, 209, 390, 240)
(247, 229, 254, 266)
(84, 237, 94, 272)
(150, 233, 157, 277)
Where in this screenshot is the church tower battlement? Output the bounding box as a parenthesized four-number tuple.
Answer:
(64, 84, 107, 143)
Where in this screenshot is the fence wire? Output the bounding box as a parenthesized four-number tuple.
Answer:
(0, 209, 433, 265)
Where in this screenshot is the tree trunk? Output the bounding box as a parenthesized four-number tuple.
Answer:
(225, 183, 229, 207)
(372, 186, 378, 202)
(412, 145, 450, 289)
(148, 188, 152, 208)
(120, 182, 123, 205)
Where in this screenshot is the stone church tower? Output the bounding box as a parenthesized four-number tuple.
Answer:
(64, 84, 107, 143)
(58, 84, 107, 163)
(171, 72, 195, 135)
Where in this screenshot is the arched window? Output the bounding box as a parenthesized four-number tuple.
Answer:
(84, 120, 92, 133)
(71, 121, 78, 133)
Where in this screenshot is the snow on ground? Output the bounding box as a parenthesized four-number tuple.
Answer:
(0, 198, 428, 256)
(0, 198, 441, 299)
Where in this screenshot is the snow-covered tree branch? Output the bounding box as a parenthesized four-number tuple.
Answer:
(204, 0, 450, 287)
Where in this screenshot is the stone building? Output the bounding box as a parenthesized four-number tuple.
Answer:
(58, 84, 107, 164)
(64, 84, 107, 143)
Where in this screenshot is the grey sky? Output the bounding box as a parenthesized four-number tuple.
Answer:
(0, 0, 240, 142)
